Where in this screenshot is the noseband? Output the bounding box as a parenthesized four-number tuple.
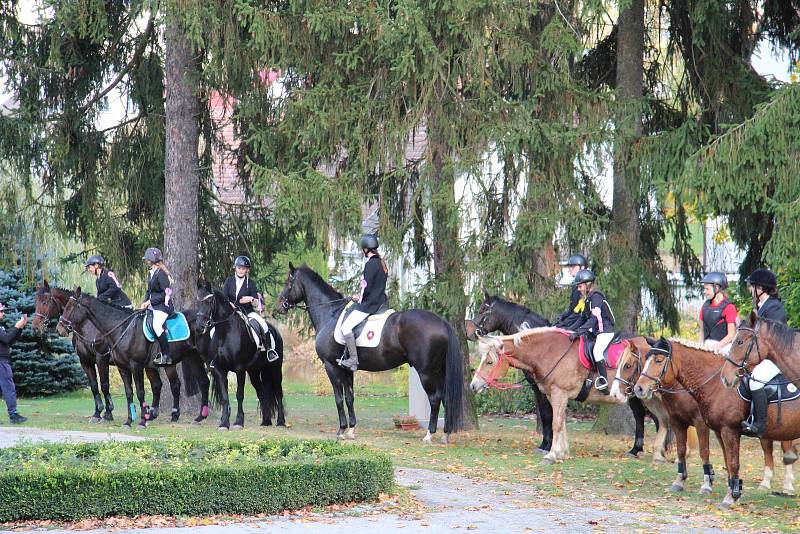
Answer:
(33, 292, 64, 323)
(640, 342, 673, 390)
(468, 302, 495, 337)
(723, 326, 760, 378)
(613, 348, 643, 395)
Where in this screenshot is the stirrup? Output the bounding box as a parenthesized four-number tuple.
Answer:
(266, 349, 279, 363)
(594, 375, 608, 390)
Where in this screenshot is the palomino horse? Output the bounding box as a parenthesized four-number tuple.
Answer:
(32, 282, 165, 422)
(635, 338, 799, 507)
(611, 339, 795, 495)
(467, 291, 655, 458)
(275, 263, 464, 442)
(470, 327, 670, 464)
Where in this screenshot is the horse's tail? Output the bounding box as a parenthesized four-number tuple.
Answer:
(180, 355, 203, 397)
(260, 328, 285, 423)
(444, 321, 465, 433)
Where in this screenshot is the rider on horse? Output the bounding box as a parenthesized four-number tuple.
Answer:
(741, 268, 788, 437)
(567, 269, 615, 393)
(337, 234, 389, 372)
(222, 255, 272, 354)
(555, 253, 589, 329)
(698, 272, 737, 353)
(140, 247, 174, 366)
(84, 255, 132, 309)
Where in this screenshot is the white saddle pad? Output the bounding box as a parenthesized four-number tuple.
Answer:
(334, 306, 395, 348)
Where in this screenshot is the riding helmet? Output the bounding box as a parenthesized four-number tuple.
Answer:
(360, 234, 379, 250)
(142, 247, 163, 263)
(234, 255, 252, 269)
(572, 269, 596, 285)
(566, 254, 589, 268)
(745, 268, 777, 289)
(84, 255, 105, 267)
(700, 271, 728, 289)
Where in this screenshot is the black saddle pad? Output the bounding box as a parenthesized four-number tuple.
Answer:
(738, 374, 800, 404)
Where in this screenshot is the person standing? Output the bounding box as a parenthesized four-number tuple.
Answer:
(0, 302, 29, 424)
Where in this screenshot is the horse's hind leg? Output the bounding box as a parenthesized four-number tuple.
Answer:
(627, 397, 646, 458)
(342, 369, 357, 440)
(247, 368, 269, 426)
(780, 441, 796, 494)
(131, 363, 149, 429)
(193, 361, 211, 425)
(233, 369, 246, 429)
(543, 388, 569, 464)
(80, 359, 103, 422)
(759, 439, 775, 491)
(323, 363, 349, 439)
(97, 356, 114, 421)
(422, 383, 445, 444)
(643, 398, 669, 463)
(145, 367, 162, 421)
(164, 364, 181, 422)
(696, 420, 714, 494)
(118, 366, 135, 428)
(525, 374, 553, 453)
(670, 421, 689, 492)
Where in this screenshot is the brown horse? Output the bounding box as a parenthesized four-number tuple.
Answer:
(634, 338, 799, 507)
(470, 327, 670, 464)
(612, 339, 795, 495)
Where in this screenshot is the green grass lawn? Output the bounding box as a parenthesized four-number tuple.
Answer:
(6, 384, 800, 533)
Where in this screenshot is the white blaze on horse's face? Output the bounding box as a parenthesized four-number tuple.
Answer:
(469, 337, 498, 394)
(609, 350, 628, 402)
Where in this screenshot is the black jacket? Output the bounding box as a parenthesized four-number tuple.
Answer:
(571, 290, 615, 337)
(223, 276, 260, 314)
(555, 287, 583, 328)
(757, 296, 787, 324)
(354, 255, 388, 314)
(96, 269, 132, 307)
(144, 268, 174, 313)
(0, 326, 20, 360)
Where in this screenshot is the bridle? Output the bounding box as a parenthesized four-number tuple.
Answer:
(639, 342, 674, 391)
(59, 296, 143, 355)
(468, 301, 495, 337)
(722, 325, 761, 378)
(33, 291, 64, 323)
(279, 272, 350, 311)
(613, 347, 643, 396)
(475, 343, 523, 390)
(196, 292, 237, 334)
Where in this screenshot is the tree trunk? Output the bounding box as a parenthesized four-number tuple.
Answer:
(428, 122, 478, 430)
(594, 0, 645, 435)
(160, 9, 201, 415)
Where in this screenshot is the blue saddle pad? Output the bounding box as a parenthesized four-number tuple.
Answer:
(143, 312, 190, 343)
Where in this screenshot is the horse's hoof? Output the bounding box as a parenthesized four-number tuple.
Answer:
(652, 456, 667, 464)
(441, 433, 450, 445)
(534, 448, 549, 455)
(191, 419, 203, 426)
(218, 426, 229, 432)
(261, 420, 273, 427)
(122, 423, 132, 429)
(90, 416, 101, 424)
(670, 483, 685, 493)
(277, 421, 286, 427)
(700, 487, 713, 495)
(232, 424, 244, 430)
(345, 428, 356, 440)
(103, 413, 114, 422)
(759, 482, 771, 491)
(542, 456, 556, 465)
(625, 451, 640, 459)
(171, 416, 179, 423)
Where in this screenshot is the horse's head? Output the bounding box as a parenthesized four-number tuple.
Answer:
(195, 283, 216, 334)
(721, 311, 763, 389)
(32, 280, 62, 334)
(275, 262, 304, 315)
(609, 340, 646, 402)
(469, 336, 511, 394)
(58, 286, 89, 335)
(466, 288, 500, 341)
(633, 337, 675, 400)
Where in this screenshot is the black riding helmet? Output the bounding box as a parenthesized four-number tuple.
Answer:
(572, 269, 595, 286)
(701, 272, 728, 290)
(84, 255, 105, 267)
(745, 268, 777, 289)
(233, 255, 252, 269)
(360, 234, 379, 251)
(566, 254, 588, 268)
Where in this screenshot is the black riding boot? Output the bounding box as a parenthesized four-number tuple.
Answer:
(153, 333, 172, 366)
(594, 360, 609, 394)
(742, 388, 768, 437)
(339, 333, 359, 371)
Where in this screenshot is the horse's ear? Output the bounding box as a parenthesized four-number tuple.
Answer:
(288, 261, 296, 273)
(644, 336, 657, 346)
(749, 310, 757, 327)
(75, 286, 82, 297)
(482, 286, 490, 300)
(43, 279, 50, 290)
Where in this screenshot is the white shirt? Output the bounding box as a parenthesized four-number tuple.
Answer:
(235, 275, 246, 298)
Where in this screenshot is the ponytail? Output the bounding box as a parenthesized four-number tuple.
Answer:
(155, 262, 175, 284)
(371, 251, 389, 274)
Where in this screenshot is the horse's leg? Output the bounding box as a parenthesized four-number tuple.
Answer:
(422, 382, 445, 445)
(118, 366, 135, 428)
(193, 361, 211, 425)
(543, 388, 568, 464)
(144, 367, 162, 421)
(164, 364, 181, 422)
(670, 421, 689, 492)
(131, 363, 149, 429)
(80, 359, 103, 422)
(247, 369, 268, 426)
(782, 440, 799, 465)
(342, 369, 357, 440)
(525, 373, 553, 453)
(759, 439, 775, 491)
(643, 398, 669, 463)
(215, 368, 231, 430)
(696, 421, 714, 494)
(233, 369, 246, 429)
(719, 427, 742, 508)
(97, 356, 114, 421)
(627, 397, 646, 458)
(324, 363, 348, 439)
(273, 362, 286, 427)
(780, 441, 796, 495)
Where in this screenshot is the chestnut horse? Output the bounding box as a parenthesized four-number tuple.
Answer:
(470, 327, 670, 464)
(635, 338, 799, 507)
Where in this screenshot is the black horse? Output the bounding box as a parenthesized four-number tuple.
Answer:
(466, 291, 654, 458)
(276, 263, 464, 442)
(31, 282, 167, 422)
(195, 286, 286, 429)
(58, 288, 210, 428)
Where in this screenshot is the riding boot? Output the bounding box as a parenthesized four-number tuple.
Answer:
(153, 333, 172, 366)
(742, 388, 768, 437)
(339, 333, 359, 371)
(594, 360, 609, 394)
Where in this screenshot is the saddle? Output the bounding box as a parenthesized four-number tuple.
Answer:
(240, 312, 279, 363)
(578, 332, 628, 370)
(143, 311, 190, 343)
(737, 375, 800, 405)
(334, 302, 395, 348)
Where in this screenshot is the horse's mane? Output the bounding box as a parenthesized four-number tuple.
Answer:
(297, 265, 343, 299)
(757, 316, 798, 356)
(668, 337, 718, 354)
(78, 292, 135, 314)
(476, 326, 564, 359)
(37, 284, 72, 296)
(490, 296, 550, 327)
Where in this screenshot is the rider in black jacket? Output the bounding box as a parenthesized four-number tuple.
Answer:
(85, 255, 132, 308)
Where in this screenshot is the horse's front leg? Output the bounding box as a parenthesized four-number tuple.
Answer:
(193, 361, 211, 425)
(80, 358, 103, 422)
(233, 369, 246, 429)
(324, 363, 348, 439)
(117, 366, 135, 428)
(719, 427, 743, 508)
(543, 388, 569, 464)
(144, 367, 162, 421)
(525, 374, 553, 453)
(131, 362, 149, 429)
(759, 439, 775, 491)
(342, 368, 357, 440)
(97, 355, 115, 421)
(164, 364, 181, 422)
(214, 368, 231, 430)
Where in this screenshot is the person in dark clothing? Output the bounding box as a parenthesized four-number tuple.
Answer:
(555, 254, 589, 328)
(337, 234, 389, 371)
(567, 269, 615, 393)
(0, 302, 28, 424)
(85, 255, 133, 308)
(741, 268, 787, 436)
(140, 247, 174, 366)
(219, 255, 272, 364)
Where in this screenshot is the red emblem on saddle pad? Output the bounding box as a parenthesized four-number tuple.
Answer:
(367, 330, 375, 340)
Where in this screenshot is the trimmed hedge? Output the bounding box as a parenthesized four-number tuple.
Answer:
(0, 438, 393, 521)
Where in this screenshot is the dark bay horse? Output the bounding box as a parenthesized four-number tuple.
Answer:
(471, 328, 670, 464)
(275, 263, 464, 442)
(195, 286, 285, 429)
(31, 282, 163, 422)
(635, 338, 800, 507)
(58, 288, 209, 428)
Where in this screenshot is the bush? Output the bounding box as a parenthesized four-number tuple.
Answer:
(0, 438, 394, 521)
(0, 268, 86, 395)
